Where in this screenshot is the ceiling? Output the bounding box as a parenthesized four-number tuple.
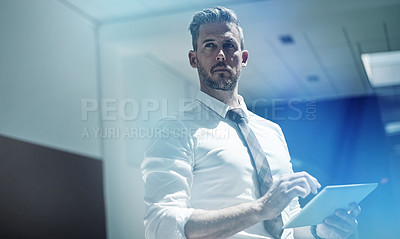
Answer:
(60, 0, 400, 103)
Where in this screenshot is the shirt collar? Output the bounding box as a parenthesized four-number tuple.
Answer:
(196, 90, 249, 118)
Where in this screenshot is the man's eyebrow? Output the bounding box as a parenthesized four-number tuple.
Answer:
(202, 38, 237, 44)
(224, 39, 237, 44)
(202, 39, 215, 44)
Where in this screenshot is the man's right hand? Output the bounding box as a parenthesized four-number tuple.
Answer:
(185, 171, 321, 239)
(256, 171, 321, 220)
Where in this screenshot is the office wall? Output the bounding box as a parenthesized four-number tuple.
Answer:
(0, 0, 106, 238)
(99, 13, 196, 239)
(0, 0, 101, 158)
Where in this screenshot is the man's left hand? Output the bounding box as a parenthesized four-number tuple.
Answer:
(315, 202, 361, 239)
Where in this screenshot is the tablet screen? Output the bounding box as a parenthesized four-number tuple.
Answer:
(283, 183, 378, 228)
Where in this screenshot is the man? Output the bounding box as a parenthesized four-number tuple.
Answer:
(141, 6, 360, 239)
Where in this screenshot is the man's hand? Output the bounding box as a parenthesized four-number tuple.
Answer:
(257, 171, 321, 220)
(315, 202, 361, 239)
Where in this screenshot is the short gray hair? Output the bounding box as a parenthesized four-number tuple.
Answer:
(189, 6, 245, 51)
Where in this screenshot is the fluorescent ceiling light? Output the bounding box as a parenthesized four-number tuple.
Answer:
(361, 51, 400, 88)
(385, 121, 400, 136)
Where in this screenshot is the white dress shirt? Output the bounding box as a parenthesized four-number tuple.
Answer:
(141, 91, 301, 239)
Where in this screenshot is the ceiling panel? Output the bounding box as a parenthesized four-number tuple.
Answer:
(345, 20, 386, 43)
(247, 54, 310, 100)
(246, 47, 285, 72)
(281, 49, 320, 72)
(387, 20, 400, 37)
(304, 26, 348, 47)
(239, 66, 278, 102)
(327, 65, 366, 95)
(360, 40, 390, 53)
(390, 38, 400, 51)
(64, 0, 148, 20)
(314, 44, 354, 67)
(263, 72, 309, 99)
(251, 60, 309, 97)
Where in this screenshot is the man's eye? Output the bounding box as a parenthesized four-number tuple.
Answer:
(205, 43, 216, 48)
(224, 43, 235, 49)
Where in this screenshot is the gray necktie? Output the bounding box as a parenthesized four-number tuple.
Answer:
(226, 108, 283, 239)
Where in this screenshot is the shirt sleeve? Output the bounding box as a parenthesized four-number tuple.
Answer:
(141, 118, 195, 239)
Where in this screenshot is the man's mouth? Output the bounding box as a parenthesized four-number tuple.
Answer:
(211, 63, 230, 74)
(213, 70, 228, 74)
(212, 67, 229, 73)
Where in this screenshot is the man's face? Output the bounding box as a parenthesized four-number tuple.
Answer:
(189, 22, 248, 91)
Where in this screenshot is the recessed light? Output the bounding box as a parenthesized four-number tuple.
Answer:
(307, 75, 319, 82)
(279, 35, 294, 45)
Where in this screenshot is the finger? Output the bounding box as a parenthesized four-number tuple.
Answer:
(286, 177, 312, 198)
(300, 171, 320, 192)
(301, 171, 321, 189)
(288, 172, 320, 194)
(286, 185, 308, 198)
(348, 202, 361, 218)
(336, 209, 358, 228)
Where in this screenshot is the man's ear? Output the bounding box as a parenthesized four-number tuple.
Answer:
(189, 50, 197, 68)
(241, 50, 249, 67)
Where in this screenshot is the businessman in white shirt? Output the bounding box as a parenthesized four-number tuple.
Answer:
(141, 6, 360, 239)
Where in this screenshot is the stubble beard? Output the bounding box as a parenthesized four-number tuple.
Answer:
(197, 62, 240, 91)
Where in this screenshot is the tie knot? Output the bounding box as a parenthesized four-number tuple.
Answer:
(227, 108, 248, 124)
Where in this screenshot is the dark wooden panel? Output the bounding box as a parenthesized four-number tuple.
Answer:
(0, 135, 106, 239)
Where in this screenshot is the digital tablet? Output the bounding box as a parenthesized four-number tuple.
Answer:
(283, 183, 378, 228)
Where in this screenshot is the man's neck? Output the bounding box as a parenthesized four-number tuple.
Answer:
(200, 86, 240, 108)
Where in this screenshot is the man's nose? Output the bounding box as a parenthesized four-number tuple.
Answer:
(216, 50, 225, 62)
